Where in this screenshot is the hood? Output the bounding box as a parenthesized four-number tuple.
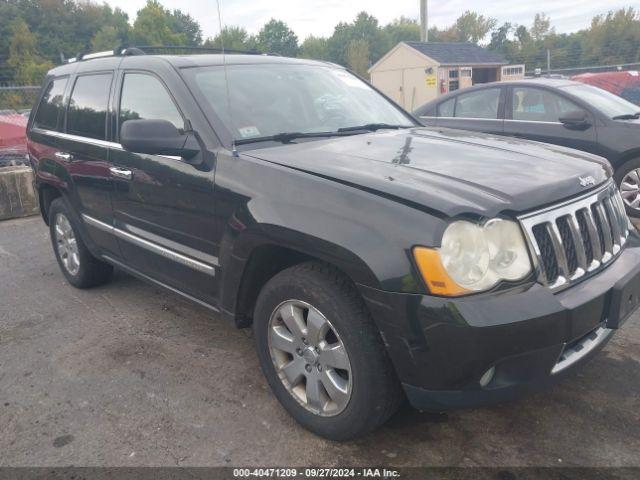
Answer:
(616, 118, 640, 127)
(244, 127, 611, 218)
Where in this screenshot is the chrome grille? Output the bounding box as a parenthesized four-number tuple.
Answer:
(519, 181, 630, 291)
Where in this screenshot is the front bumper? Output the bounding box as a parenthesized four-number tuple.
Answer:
(358, 236, 640, 411)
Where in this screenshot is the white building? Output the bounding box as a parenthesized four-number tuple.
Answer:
(369, 42, 525, 110)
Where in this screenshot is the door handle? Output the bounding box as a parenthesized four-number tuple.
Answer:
(54, 151, 73, 161)
(109, 166, 133, 180)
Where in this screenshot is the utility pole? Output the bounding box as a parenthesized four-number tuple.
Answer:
(547, 49, 551, 77)
(420, 0, 428, 42)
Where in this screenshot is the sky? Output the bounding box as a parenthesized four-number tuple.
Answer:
(105, 0, 637, 40)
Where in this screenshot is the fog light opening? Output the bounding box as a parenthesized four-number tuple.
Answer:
(479, 366, 495, 387)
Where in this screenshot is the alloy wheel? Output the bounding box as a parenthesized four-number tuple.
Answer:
(54, 213, 80, 276)
(267, 300, 352, 416)
(620, 169, 640, 211)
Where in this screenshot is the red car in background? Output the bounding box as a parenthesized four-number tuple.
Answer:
(572, 71, 640, 105)
(0, 110, 29, 167)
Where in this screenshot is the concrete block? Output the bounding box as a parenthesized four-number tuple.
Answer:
(0, 166, 39, 221)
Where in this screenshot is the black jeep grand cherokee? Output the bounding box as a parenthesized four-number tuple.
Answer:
(28, 50, 640, 440)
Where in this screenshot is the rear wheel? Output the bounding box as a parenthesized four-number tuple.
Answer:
(253, 262, 402, 441)
(615, 157, 640, 217)
(49, 198, 113, 288)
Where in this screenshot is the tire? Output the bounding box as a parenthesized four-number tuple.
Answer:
(48, 198, 113, 288)
(253, 261, 402, 441)
(614, 157, 640, 217)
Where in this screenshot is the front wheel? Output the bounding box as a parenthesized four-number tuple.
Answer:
(253, 262, 402, 441)
(615, 157, 640, 217)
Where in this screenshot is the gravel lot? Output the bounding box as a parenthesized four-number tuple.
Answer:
(0, 215, 639, 467)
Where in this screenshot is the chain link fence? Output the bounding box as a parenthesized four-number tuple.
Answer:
(525, 61, 640, 105)
(0, 84, 40, 112)
(527, 62, 640, 77)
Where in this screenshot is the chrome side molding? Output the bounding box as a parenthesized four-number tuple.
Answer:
(81, 214, 217, 276)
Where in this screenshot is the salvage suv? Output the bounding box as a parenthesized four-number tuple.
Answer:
(28, 49, 640, 441)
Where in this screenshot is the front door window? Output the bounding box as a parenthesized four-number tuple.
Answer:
(512, 87, 580, 122)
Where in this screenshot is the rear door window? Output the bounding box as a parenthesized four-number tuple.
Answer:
(66, 73, 113, 140)
(455, 88, 501, 119)
(512, 87, 580, 122)
(33, 77, 68, 131)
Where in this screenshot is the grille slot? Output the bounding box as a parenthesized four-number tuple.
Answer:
(557, 216, 578, 274)
(519, 182, 629, 291)
(532, 224, 558, 281)
(575, 210, 594, 264)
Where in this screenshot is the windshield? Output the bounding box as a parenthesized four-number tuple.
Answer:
(560, 83, 639, 118)
(183, 63, 414, 142)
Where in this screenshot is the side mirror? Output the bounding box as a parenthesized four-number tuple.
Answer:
(120, 119, 200, 160)
(559, 110, 590, 129)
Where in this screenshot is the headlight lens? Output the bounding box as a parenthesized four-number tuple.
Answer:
(440, 221, 491, 289)
(414, 219, 532, 296)
(483, 219, 532, 281)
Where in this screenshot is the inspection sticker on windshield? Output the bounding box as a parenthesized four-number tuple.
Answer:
(238, 126, 261, 138)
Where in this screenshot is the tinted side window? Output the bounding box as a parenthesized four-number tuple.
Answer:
(438, 98, 455, 117)
(119, 73, 183, 135)
(455, 88, 501, 119)
(33, 78, 68, 130)
(66, 73, 112, 140)
(512, 87, 580, 122)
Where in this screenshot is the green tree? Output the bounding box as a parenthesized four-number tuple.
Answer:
(300, 36, 330, 60)
(426, 26, 451, 43)
(131, 0, 187, 45)
(452, 11, 497, 43)
(328, 12, 388, 67)
(346, 39, 370, 77)
(488, 22, 516, 57)
(73, 3, 129, 52)
(256, 19, 299, 56)
(169, 10, 203, 46)
(204, 26, 252, 51)
(383, 17, 420, 46)
(582, 8, 640, 64)
(531, 13, 553, 41)
(7, 20, 52, 84)
(91, 25, 129, 51)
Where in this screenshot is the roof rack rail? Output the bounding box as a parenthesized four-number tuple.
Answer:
(66, 50, 117, 64)
(133, 45, 270, 56)
(63, 44, 275, 64)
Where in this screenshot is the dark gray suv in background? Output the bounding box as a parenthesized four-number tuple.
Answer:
(414, 79, 640, 215)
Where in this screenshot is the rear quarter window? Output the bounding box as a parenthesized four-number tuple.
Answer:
(33, 77, 68, 131)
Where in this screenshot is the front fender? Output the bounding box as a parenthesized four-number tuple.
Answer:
(214, 153, 445, 318)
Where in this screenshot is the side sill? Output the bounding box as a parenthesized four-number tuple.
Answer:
(102, 254, 220, 313)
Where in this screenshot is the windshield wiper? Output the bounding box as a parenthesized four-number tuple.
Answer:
(612, 112, 640, 120)
(235, 130, 354, 145)
(234, 123, 414, 146)
(337, 123, 413, 133)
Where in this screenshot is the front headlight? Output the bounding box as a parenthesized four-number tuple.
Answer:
(414, 219, 532, 296)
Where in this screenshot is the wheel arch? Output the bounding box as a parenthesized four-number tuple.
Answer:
(219, 226, 382, 328)
(38, 183, 63, 225)
(614, 148, 640, 170)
